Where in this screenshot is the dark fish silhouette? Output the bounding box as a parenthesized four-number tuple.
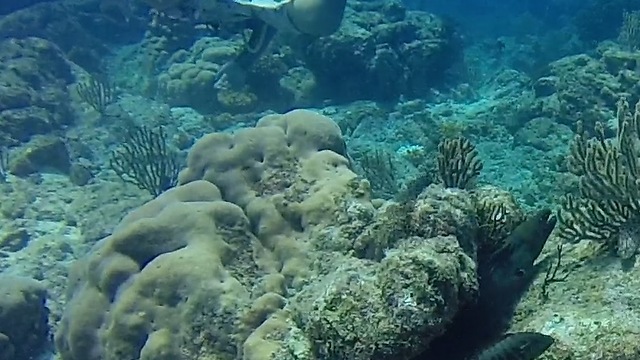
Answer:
(475, 209, 557, 334)
(472, 332, 554, 360)
(415, 209, 557, 360)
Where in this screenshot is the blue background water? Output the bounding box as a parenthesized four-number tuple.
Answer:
(1, 0, 640, 359)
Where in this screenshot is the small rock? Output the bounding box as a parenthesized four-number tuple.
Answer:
(8, 135, 71, 176)
(69, 162, 93, 186)
(533, 76, 558, 97)
(0, 227, 29, 252)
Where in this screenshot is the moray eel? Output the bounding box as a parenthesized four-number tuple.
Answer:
(473, 332, 554, 360)
(416, 209, 557, 360)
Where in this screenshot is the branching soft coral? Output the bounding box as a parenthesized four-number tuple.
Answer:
(437, 137, 483, 190)
(558, 98, 640, 258)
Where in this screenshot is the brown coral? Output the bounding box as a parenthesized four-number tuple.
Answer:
(56, 110, 480, 360)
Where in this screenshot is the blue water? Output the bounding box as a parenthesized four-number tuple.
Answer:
(1, 0, 640, 359)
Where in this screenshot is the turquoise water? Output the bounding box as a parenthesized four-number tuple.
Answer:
(1, 0, 640, 359)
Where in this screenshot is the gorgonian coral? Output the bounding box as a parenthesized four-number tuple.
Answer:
(558, 98, 640, 258)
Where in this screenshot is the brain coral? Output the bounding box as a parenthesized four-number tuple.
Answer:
(55, 110, 477, 360)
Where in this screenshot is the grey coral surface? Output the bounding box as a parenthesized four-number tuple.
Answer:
(0, 275, 49, 360)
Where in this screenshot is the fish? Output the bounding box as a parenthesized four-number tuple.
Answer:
(476, 209, 557, 333)
(472, 332, 554, 360)
(415, 209, 557, 360)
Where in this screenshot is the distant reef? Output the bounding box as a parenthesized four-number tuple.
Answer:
(0, 0, 56, 16)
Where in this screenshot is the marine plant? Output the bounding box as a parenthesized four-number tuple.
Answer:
(76, 76, 116, 114)
(619, 10, 640, 51)
(539, 244, 569, 302)
(355, 149, 398, 199)
(109, 125, 181, 197)
(475, 198, 524, 254)
(437, 136, 483, 189)
(396, 136, 483, 201)
(558, 98, 640, 258)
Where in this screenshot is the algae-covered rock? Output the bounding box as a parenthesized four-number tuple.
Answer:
(304, 0, 461, 101)
(283, 236, 476, 360)
(0, 275, 49, 360)
(532, 42, 640, 134)
(8, 135, 71, 176)
(0, 38, 74, 145)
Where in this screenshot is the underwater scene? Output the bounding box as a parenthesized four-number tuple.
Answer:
(2, 0, 640, 359)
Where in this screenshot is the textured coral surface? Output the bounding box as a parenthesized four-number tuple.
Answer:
(55, 110, 479, 360)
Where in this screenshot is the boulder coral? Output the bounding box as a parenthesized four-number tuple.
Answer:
(0, 1, 145, 71)
(531, 42, 640, 134)
(156, 37, 291, 114)
(0, 37, 75, 145)
(0, 275, 49, 360)
(304, 0, 461, 102)
(55, 110, 478, 360)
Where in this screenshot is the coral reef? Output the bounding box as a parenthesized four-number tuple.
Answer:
(0, 0, 146, 70)
(0, 275, 49, 360)
(132, 0, 460, 111)
(304, 0, 461, 101)
(155, 36, 294, 113)
(531, 42, 640, 134)
(155, 37, 235, 111)
(8, 135, 71, 176)
(55, 110, 480, 360)
(0, 37, 75, 145)
(11, 2, 640, 360)
(558, 98, 640, 259)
